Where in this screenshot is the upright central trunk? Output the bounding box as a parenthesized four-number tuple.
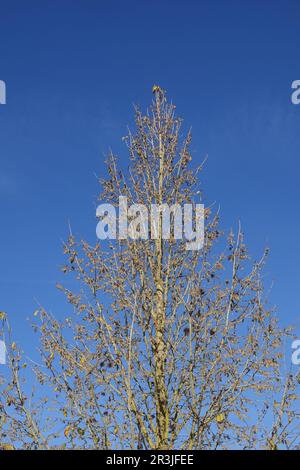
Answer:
(154, 270, 168, 449)
(153, 105, 169, 449)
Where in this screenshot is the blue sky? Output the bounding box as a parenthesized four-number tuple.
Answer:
(0, 0, 300, 349)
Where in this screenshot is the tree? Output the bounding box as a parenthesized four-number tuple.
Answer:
(0, 87, 299, 450)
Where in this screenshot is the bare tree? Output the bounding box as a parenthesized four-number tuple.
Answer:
(0, 87, 299, 449)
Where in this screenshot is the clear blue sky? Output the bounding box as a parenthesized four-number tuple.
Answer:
(0, 0, 300, 348)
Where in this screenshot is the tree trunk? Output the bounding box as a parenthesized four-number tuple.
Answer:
(153, 95, 169, 448)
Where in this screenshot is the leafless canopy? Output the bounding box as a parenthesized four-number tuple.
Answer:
(0, 87, 299, 450)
